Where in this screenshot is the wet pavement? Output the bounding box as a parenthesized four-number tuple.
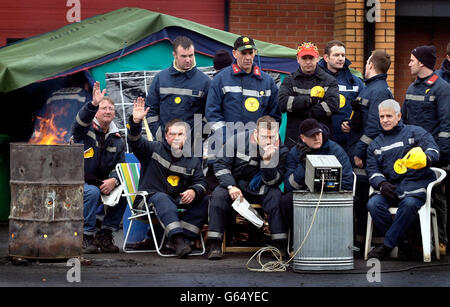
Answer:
(1, 222, 450, 288)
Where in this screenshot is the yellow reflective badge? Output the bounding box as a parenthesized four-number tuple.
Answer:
(243, 37, 250, 43)
(244, 97, 260, 112)
(339, 94, 346, 108)
(167, 175, 180, 187)
(84, 147, 94, 159)
(174, 97, 181, 104)
(425, 89, 430, 94)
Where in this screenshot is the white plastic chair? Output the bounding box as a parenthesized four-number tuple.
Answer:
(364, 167, 446, 262)
(116, 163, 206, 257)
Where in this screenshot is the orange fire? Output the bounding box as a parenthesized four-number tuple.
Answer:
(29, 113, 68, 145)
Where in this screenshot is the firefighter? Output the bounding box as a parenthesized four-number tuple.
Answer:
(127, 97, 208, 258)
(401, 45, 450, 255)
(145, 36, 210, 148)
(70, 81, 127, 254)
(366, 99, 439, 260)
(206, 116, 289, 260)
(318, 40, 365, 148)
(278, 41, 339, 149)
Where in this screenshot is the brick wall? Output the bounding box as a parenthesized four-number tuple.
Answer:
(374, 0, 396, 94)
(229, 0, 335, 52)
(394, 17, 450, 103)
(334, 0, 365, 74)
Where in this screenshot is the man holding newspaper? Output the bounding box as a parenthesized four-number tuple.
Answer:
(206, 116, 289, 260)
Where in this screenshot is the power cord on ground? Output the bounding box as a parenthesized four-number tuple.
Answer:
(246, 174, 325, 272)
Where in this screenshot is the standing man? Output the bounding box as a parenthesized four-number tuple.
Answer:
(401, 45, 450, 255)
(342, 50, 393, 169)
(128, 98, 209, 258)
(146, 36, 211, 147)
(205, 35, 282, 191)
(207, 116, 289, 260)
(366, 99, 439, 260)
(278, 41, 339, 149)
(341, 50, 393, 244)
(70, 81, 127, 254)
(436, 42, 450, 83)
(318, 40, 365, 148)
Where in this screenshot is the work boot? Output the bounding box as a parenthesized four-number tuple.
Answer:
(82, 234, 99, 254)
(96, 229, 120, 253)
(172, 234, 192, 258)
(207, 239, 223, 260)
(368, 244, 393, 260)
(270, 240, 288, 259)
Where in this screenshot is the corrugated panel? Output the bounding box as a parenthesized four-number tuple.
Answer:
(0, 0, 224, 46)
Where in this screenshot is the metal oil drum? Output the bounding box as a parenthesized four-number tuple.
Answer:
(8, 143, 84, 259)
(292, 191, 354, 271)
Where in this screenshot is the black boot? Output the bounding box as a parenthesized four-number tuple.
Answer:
(368, 244, 393, 260)
(207, 239, 223, 260)
(96, 229, 120, 253)
(270, 240, 288, 259)
(172, 234, 192, 258)
(82, 234, 99, 254)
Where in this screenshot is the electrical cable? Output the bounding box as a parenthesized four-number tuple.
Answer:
(246, 174, 325, 272)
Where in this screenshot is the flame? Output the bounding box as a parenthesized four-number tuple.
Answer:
(29, 112, 68, 145)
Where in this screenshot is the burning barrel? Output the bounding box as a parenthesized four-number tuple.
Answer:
(8, 143, 84, 259)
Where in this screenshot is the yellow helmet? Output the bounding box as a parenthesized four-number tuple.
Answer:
(394, 147, 427, 174)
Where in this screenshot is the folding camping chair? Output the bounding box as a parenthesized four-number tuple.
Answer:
(116, 162, 206, 256)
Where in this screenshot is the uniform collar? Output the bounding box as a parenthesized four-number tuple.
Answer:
(231, 64, 262, 79)
(365, 73, 387, 84)
(415, 72, 439, 86)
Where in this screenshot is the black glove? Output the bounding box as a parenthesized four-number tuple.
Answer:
(297, 143, 313, 163)
(426, 155, 432, 168)
(310, 96, 321, 106)
(380, 181, 397, 200)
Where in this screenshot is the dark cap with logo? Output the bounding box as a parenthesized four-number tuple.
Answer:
(234, 36, 257, 51)
(300, 118, 323, 137)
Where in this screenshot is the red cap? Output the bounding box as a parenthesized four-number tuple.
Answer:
(297, 42, 319, 58)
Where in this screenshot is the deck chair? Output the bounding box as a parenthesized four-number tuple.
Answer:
(364, 167, 446, 262)
(116, 162, 206, 257)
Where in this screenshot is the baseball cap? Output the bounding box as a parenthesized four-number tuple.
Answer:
(297, 42, 319, 58)
(300, 118, 323, 137)
(234, 36, 257, 51)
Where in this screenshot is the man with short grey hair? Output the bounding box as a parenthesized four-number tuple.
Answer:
(366, 99, 439, 260)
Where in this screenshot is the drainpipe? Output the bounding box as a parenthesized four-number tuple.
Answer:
(224, 0, 230, 31)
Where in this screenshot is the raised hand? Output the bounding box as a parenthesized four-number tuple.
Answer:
(132, 96, 149, 123)
(92, 81, 106, 106)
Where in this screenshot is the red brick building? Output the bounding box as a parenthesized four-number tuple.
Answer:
(1, 0, 449, 101)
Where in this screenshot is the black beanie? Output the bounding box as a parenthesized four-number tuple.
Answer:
(213, 49, 233, 70)
(411, 45, 437, 70)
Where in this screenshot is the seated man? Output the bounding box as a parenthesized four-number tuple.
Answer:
(70, 81, 127, 254)
(366, 99, 439, 260)
(127, 97, 208, 258)
(280, 118, 354, 233)
(207, 116, 289, 260)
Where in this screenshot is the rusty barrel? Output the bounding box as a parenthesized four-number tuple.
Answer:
(8, 143, 84, 259)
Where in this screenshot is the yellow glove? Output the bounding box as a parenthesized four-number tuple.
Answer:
(394, 147, 427, 174)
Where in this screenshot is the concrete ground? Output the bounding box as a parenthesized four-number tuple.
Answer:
(1, 222, 450, 289)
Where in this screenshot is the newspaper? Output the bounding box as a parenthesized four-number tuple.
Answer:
(101, 185, 124, 207)
(231, 198, 264, 228)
